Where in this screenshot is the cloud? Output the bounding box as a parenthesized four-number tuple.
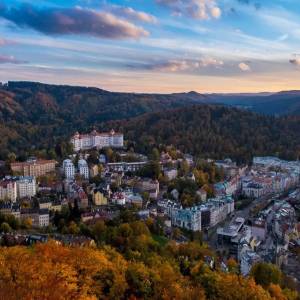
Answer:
(107, 6, 157, 24)
(156, 0, 221, 20)
(238, 62, 251, 71)
(0, 38, 15, 46)
(150, 57, 224, 72)
(0, 4, 149, 39)
(0, 55, 26, 64)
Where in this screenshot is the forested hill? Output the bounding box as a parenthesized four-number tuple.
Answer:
(0, 81, 206, 159)
(2, 81, 207, 123)
(1, 81, 300, 162)
(107, 105, 300, 164)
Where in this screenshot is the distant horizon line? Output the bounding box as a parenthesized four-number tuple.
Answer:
(3, 79, 300, 96)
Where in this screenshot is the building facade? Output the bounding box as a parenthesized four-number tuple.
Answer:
(78, 159, 89, 179)
(71, 129, 124, 151)
(63, 159, 75, 179)
(20, 208, 50, 227)
(164, 196, 234, 232)
(11, 158, 56, 177)
(0, 179, 17, 202)
(16, 176, 36, 199)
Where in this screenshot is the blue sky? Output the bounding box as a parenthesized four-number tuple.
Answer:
(0, 0, 300, 93)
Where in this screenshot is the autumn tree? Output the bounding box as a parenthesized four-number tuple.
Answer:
(250, 262, 282, 288)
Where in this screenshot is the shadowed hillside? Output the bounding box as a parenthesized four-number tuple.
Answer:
(107, 105, 300, 163)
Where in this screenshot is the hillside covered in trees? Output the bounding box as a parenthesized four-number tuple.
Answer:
(0, 81, 206, 159)
(1, 81, 300, 162)
(109, 105, 300, 163)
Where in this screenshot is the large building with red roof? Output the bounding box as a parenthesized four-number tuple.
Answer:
(70, 129, 123, 152)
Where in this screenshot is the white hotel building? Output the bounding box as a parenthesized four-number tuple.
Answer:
(71, 129, 124, 152)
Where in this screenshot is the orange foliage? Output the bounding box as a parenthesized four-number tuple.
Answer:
(0, 241, 296, 300)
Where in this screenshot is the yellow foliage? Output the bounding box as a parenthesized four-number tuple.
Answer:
(0, 241, 296, 300)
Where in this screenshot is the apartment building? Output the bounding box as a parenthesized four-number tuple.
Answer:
(16, 176, 36, 199)
(11, 158, 56, 177)
(163, 196, 234, 232)
(20, 208, 50, 227)
(78, 159, 89, 179)
(0, 179, 17, 202)
(63, 159, 75, 179)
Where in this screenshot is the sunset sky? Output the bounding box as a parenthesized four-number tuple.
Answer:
(0, 0, 300, 93)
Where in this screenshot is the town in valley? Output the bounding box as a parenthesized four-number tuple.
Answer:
(0, 129, 299, 288)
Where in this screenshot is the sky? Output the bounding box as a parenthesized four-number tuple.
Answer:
(0, 0, 300, 93)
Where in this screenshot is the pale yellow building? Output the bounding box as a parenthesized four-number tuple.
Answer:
(92, 189, 107, 206)
(11, 158, 56, 177)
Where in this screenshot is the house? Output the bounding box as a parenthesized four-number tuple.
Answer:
(136, 178, 159, 199)
(51, 200, 62, 212)
(20, 208, 50, 227)
(110, 172, 123, 186)
(89, 164, 99, 178)
(92, 189, 108, 206)
(38, 197, 52, 210)
(243, 183, 264, 198)
(214, 176, 241, 197)
(107, 161, 147, 173)
(52, 234, 96, 247)
(125, 192, 143, 207)
(11, 203, 21, 219)
(172, 206, 202, 232)
(137, 210, 150, 220)
(112, 192, 126, 205)
(81, 209, 119, 224)
(99, 154, 106, 164)
(196, 188, 207, 202)
(0, 202, 14, 215)
(78, 190, 89, 208)
(164, 168, 178, 181)
(68, 182, 89, 208)
(184, 154, 194, 166)
(171, 189, 179, 200)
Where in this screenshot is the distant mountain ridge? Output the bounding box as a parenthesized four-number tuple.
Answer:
(3, 81, 300, 116)
(170, 90, 300, 115)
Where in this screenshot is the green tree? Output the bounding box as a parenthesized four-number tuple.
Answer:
(150, 148, 160, 161)
(179, 159, 190, 177)
(0, 222, 12, 233)
(68, 221, 80, 235)
(250, 262, 282, 288)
